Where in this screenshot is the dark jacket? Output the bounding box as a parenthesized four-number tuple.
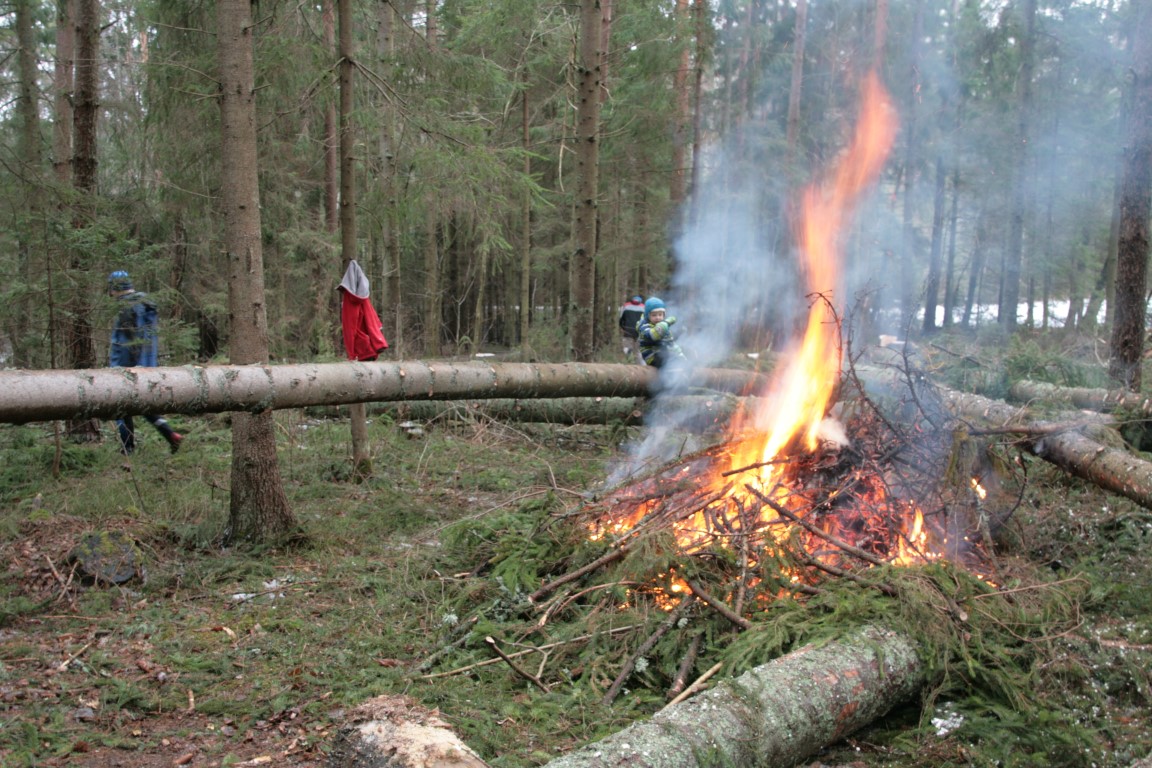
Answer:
(110, 292, 160, 368)
(618, 299, 645, 339)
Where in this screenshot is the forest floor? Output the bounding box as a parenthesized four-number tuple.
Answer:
(2, 332, 1152, 768)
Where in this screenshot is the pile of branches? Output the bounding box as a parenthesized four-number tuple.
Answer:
(421, 370, 1023, 706)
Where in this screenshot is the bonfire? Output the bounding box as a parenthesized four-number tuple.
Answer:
(536, 73, 1001, 628)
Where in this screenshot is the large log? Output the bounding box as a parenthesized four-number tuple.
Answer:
(1005, 380, 1152, 417)
(311, 395, 762, 429)
(537, 626, 923, 768)
(0, 362, 767, 425)
(941, 389, 1152, 510)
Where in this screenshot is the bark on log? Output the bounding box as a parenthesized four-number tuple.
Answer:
(309, 396, 761, 429)
(538, 626, 924, 768)
(1005, 380, 1152, 417)
(941, 389, 1152, 510)
(0, 362, 768, 425)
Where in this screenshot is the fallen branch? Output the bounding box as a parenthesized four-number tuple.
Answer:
(666, 632, 704, 701)
(421, 625, 642, 680)
(665, 661, 723, 708)
(529, 546, 630, 604)
(602, 596, 697, 706)
(682, 578, 751, 631)
(485, 636, 549, 692)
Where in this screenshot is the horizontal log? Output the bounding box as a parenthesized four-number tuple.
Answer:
(539, 626, 924, 768)
(308, 395, 761, 428)
(1007, 380, 1152, 417)
(0, 361, 768, 425)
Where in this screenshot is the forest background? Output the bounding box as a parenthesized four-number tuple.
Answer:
(2, 0, 1147, 378)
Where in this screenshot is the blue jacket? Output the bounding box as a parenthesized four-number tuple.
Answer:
(110, 292, 160, 367)
(637, 316, 683, 367)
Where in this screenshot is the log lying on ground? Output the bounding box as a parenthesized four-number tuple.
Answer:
(305, 395, 763, 429)
(1005, 380, 1152, 417)
(538, 626, 924, 768)
(0, 361, 768, 425)
(941, 389, 1152, 510)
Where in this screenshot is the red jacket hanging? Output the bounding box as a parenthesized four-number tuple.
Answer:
(338, 260, 389, 361)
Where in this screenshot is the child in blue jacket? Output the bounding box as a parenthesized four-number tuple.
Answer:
(636, 297, 685, 369)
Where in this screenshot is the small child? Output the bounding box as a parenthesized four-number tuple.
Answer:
(636, 297, 685, 368)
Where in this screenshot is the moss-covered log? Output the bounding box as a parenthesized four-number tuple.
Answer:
(0, 362, 768, 425)
(538, 626, 924, 768)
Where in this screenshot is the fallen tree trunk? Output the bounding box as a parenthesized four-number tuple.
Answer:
(941, 389, 1152, 510)
(538, 626, 924, 768)
(1005, 380, 1152, 417)
(307, 395, 760, 429)
(0, 362, 767, 425)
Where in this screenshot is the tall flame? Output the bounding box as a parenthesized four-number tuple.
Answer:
(731, 72, 898, 484)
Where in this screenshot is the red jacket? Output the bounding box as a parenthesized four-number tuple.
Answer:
(338, 260, 389, 361)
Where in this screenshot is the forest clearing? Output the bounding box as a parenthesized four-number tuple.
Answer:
(3, 1, 1152, 766)
(3, 333, 1152, 768)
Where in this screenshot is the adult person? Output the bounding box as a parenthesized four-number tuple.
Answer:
(618, 295, 645, 362)
(636, 296, 686, 369)
(107, 270, 184, 455)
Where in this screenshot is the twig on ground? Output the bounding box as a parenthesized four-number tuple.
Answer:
(421, 624, 642, 679)
(44, 555, 77, 609)
(57, 641, 93, 672)
(418, 615, 480, 672)
(602, 595, 697, 706)
(664, 661, 723, 707)
(666, 631, 703, 700)
(485, 636, 549, 692)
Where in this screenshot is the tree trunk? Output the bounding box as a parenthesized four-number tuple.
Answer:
(1000, 0, 1036, 332)
(218, 0, 297, 545)
(0, 362, 769, 424)
(64, 0, 101, 441)
(538, 626, 923, 768)
(669, 0, 692, 230)
(1003, 380, 1152, 418)
(312, 395, 761, 429)
(519, 80, 533, 354)
(13, 0, 42, 368)
(570, 0, 605, 361)
(1108, 0, 1152, 388)
(337, 0, 371, 479)
(784, 0, 807, 168)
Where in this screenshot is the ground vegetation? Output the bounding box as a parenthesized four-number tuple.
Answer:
(1, 334, 1152, 767)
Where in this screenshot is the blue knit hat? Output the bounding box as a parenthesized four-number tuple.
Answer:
(108, 270, 133, 291)
(644, 296, 665, 319)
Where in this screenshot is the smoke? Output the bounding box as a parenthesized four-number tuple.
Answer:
(606, 116, 899, 488)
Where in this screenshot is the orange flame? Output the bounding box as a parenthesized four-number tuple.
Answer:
(730, 72, 898, 486)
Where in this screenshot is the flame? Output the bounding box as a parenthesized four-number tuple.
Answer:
(732, 72, 897, 483)
(586, 73, 957, 610)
